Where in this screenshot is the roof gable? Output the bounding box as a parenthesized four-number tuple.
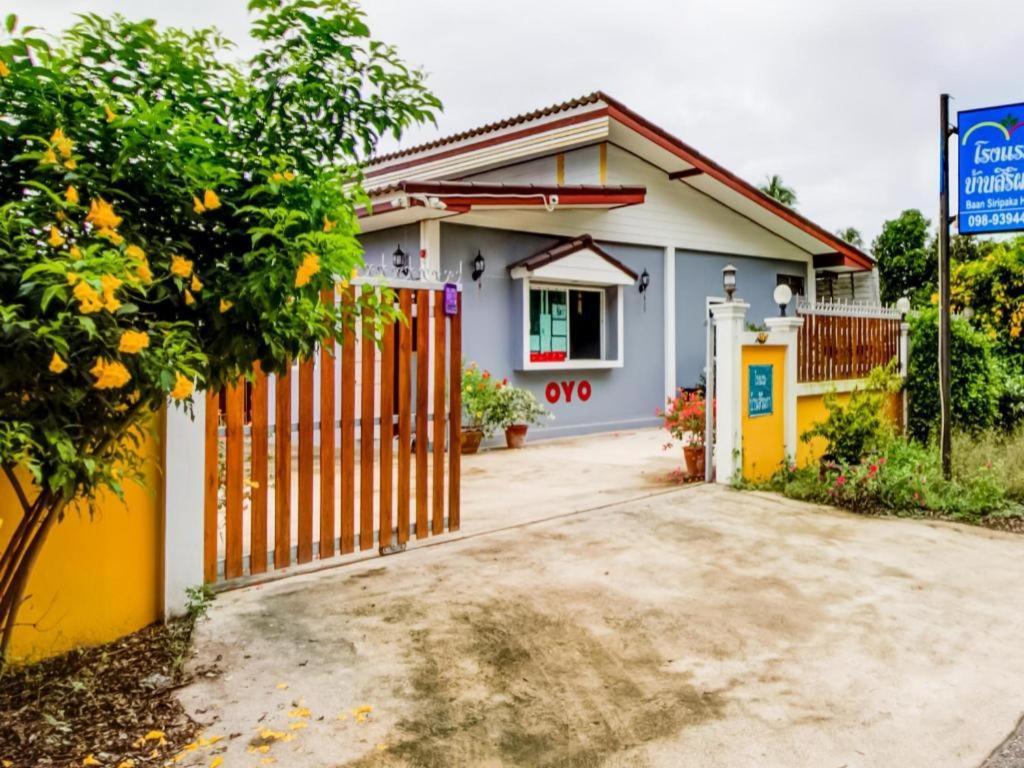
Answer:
(508, 235, 637, 286)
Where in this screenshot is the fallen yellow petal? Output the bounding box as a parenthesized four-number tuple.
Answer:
(82, 757, 101, 767)
(210, 758, 223, 768)
(276, 682, 289, 690)
(288, 707, 310, 718)
(288, 721, 307, 731)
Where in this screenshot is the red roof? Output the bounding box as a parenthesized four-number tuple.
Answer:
(508, 234, 638, 281)
(365, 92, 874, 270)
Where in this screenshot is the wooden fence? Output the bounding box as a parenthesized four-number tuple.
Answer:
(797, 304, 901, 383)
(203, 283, 461, 585)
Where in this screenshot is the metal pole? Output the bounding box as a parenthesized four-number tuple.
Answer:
(704, 302, 716, 482)
(938, 93, 953, 478)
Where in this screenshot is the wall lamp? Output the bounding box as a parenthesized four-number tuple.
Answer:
(638, 268, 651, 311)
(392, 244, 409, 277)
(773, 283, 793, 316)
(471, 250, 485, 283)
(722, 264, 737, 301)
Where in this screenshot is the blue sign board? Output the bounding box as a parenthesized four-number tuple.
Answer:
(958, 102, 1024, 234)
(748, 364, 773, 418)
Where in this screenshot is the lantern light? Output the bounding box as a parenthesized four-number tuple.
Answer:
(722, 264, 737, 300)
(392, 244, 409, 276)
(471, 250, 485, 283)
(773, 283, 793, 316)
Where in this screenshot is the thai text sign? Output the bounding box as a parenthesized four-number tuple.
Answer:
(748, 364, 773, 418)
(958, 102, 1024, 234)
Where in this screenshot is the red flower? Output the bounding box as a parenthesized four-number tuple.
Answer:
(867, 463, 879, 477)
(835, 475, 847, 487)
(482, 370, 490, 379)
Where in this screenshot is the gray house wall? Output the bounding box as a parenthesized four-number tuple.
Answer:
(440, 223, 665, 440)
(673, 250, 807, 389)
(359, 224, 419, 271)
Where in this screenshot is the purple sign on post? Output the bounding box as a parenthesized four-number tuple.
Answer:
(443, 283, 459, 316)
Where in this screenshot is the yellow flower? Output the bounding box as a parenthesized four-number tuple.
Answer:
(90, 358, 132, 390)
(170, 372, 194, 400)
(49, 352, 68, 374)
(184, 289, 195, 305)
(190, 274, 203, 292)
(192, 195, 205, 214)
(295, 251, 320, 288)
(86, 198, 123, 230)
(219, 298, 233, 313)
(65, 186, 80, 205)
(42, 148, 57, 165)
(135, 261, 153, 284)
(170, 255, 193, 278)
(203, 189, 221, 210)
(118, 330, 150, 354)
(82, 756, 101, 767)
(100, 274, 122, 312)
(323, 216, 336, 232)
(104, 104, 117, 122)
(125, 244, 146, 261)
(0, 59, 9, 78)
(67, 271, 80, 285)
(64, 157, 77, 170)
(97, 227, 124, 245)
(51, 128, 73, 159)
(48, 226, 65, 248)
(73, 281, 104, 313)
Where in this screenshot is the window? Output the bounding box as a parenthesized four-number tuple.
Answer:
(777, 273, 806, 296)
(529, 286, 604, 362)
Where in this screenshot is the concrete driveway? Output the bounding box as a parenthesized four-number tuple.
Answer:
(179, 480, 1024, 767)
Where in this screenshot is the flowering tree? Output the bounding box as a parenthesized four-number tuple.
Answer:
(0, 1, 439, 658)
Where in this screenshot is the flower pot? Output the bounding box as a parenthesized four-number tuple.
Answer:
(683, 445, 705, 478)
(461, 428, 484, 455)
(505, 424, 528, 449)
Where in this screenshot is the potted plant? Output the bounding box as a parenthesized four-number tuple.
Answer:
(659, 389, 708, 477)
(460, 362, 500, 454)
(493, 381, 549, 448)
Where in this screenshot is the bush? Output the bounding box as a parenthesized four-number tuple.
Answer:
(768, 435, 1009, 521)
(492, 384, 548, 429)
(953, 427, 1024, 502)
(906, 308, 1000, 440)
(658, 389, 707, 448)
(800, 363, 901, 464)
(461, 363, 501, 437)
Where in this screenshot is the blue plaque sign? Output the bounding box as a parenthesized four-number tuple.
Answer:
(958, 102, 1024, 234)
(748, 364, 773, 418)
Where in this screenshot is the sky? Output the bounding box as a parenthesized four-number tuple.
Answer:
(14, 0, 1024, 244)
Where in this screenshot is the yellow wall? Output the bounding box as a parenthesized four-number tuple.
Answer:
(0, 413, 164, 663)
(796, 391, 904, 467)
(741, 344, 787, 481)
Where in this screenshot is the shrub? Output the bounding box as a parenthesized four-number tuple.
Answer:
(953, 427, 1024, 502)
(492, 383, 548, 429)
(800, 363, 901, 464)
(658, 389, 707, 448)
(906, 308, 1000, 440)
(461, 363, 501, 437)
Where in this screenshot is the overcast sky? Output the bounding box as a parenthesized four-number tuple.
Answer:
(15, 0, 1024, 244)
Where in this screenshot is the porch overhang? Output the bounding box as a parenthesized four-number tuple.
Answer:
(508, 234, 638, 286)
(356, 180, 646, 233)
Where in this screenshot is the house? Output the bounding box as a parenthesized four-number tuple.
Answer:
(357, 92, 875, 439)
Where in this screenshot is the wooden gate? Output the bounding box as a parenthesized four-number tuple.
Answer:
(202, 282, 462, 585)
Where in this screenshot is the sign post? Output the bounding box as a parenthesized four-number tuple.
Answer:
(953, 97, 1024, 477)
(939, 94, 953, 479)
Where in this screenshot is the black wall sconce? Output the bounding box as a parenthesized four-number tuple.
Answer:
(392, 244, 409, 277)
(638, 267, 651, 311)
(471, 250, 485, 283)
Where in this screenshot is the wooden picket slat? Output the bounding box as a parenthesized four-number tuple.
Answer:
(415, 290, 430, 539)
(250, 365, 269, 575)
(204, 284, 462, 586)
(379, 317, 395, 550)
(224, 381, 245, 579)
(320, 303, 336, 560)
(797, 312, 901, 382)
(340, 287, 356, 555)
(203, 390, 219, 583)
(397, 290, 413, 545)
(448, 291, 462, 532)
(359, 293, 376, 551)
(432, 292, 446, 535)
(274, 365, 292, 569)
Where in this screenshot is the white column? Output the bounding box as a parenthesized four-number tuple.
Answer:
(710, 301, 749, 484)
(162, 398, 207, 619)
(663, 246, 676, 401)
(900, 320, 910, 430)
(420, 219, 441, 276)
(765, 315, 805, 460)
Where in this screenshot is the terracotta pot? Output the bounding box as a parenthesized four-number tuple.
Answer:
(683, 445, 705, 478)
(505, 424, 529, 449)
(461, 429, 484, 454)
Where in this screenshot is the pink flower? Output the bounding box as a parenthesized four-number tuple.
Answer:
(868, 463, 879, 477)
(835, 475, 847, 487)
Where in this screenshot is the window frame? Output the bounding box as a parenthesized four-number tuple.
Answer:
(518, 277, 624, 371)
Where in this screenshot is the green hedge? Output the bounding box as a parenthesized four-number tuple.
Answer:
(907, 308, 1000, 441)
